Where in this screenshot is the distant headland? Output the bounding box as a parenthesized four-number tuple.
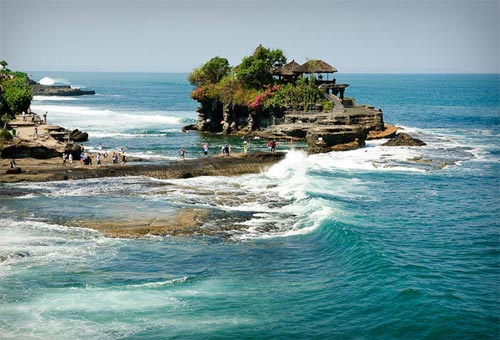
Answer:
(28, 78, 96, 96)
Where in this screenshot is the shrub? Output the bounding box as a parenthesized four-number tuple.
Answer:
(322, 100, 333, 112)
(0, 127, 13, 141)
(188, 56, 231, 87)
(1, 76, 33, 116)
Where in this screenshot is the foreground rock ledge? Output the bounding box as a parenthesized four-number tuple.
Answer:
(0, 152, 286, 183)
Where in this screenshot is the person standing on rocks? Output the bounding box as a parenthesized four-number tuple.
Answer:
(203, 143, 209, 157)
(22, 111, 26, 122)
(62, 153, 67, 167)
(180, 148, 185, 160)
(43, 111, 47, 124)
(34, 126, 38, 139)
(68, 153, 73, 164)
(243, 140, 248, 154)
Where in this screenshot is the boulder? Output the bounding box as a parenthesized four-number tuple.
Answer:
(382, 133, 426, 146)
(65, 143, 83, 158)
(306, 125, 368, 154)
(331, 138, 365, 152)
(69, 129, 89, 142)
(182, 124, 198, 132)
(6, 167, 21, 174)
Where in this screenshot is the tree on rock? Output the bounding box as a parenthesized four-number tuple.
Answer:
(236, 45, 286, 89)
(189, 56, 231, 87)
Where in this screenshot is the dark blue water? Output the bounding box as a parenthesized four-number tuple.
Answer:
(0, 73, 498, 339)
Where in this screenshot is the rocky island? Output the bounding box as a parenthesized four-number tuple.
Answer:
(29, 78, 96, 96)
(184, 45, 407, 153)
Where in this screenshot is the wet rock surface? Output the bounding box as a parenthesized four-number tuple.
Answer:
(382, 133, 426, 146)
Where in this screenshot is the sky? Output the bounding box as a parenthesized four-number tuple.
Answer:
(0, 0, 499, 73)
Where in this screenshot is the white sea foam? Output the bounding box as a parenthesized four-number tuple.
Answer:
(146, 148, 408, 240)
(33, 95, 79, 101)
(0, 218, 112, 276)
(39, 76, 70, 85)
(30, 104, 185, 134)
(89, 130, 179, 138)
(127, 151, 178, 161)
(227, 141, 453, 239)
(125, 276, 188, 288)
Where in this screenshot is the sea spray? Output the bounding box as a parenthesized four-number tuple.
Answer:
(38, 76, 70, 86)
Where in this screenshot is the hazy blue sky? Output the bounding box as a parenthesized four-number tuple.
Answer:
(1, 0, 499, 73)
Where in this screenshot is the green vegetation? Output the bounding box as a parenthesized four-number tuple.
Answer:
(0, 61, 33, 146)
(0, 125, 13, 148)
(189, 46, 326, 114)
(265, 77, 323, 112)
(235, 45, 286, 89)
(188, 56, 231, 87)
(0, 60, 33, 120)
(1, 113, 11, 128)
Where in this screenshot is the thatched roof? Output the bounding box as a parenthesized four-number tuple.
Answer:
(275, 59, 300, 76)
(294, 59, 337, 74)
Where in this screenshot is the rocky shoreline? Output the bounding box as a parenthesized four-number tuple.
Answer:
(0, 152, 286, 183)
(0, 112, 422, 185)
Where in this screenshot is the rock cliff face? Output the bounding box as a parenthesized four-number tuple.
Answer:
(1, 138, 66, 159)
(188, 95, 384, 154)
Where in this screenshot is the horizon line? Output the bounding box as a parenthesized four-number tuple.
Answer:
(22, 70, 500, 75)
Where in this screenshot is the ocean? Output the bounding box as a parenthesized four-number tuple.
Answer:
(0, 72, 498, 339)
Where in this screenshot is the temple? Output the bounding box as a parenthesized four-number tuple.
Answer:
(273, 59, 349, 99)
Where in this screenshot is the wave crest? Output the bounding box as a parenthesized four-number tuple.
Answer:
(39, 77, 70, 86)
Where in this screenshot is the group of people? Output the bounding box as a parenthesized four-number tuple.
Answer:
(267, 140, 278, 153)
(21, 108, 48, 124)
(61, 144, 127, 167)
(178, 139, 279, 159)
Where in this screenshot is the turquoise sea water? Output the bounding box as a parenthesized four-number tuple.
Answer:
(0, 73, 499, 339)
